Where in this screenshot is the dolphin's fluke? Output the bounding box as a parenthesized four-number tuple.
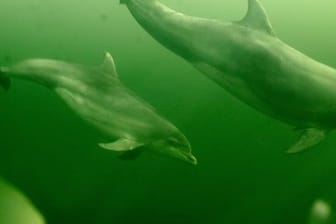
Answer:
(0, 67, 11, 91)
(99, 138, 144, 152)
(287, 128, 326, 153)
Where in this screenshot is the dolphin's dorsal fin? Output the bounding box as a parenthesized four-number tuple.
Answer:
(239, 0, 275, 35)
(286, 128, 326, 153)
(101, 52, 118, 78)
(99, 138, 144, 152)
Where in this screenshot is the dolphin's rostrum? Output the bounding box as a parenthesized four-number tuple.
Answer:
(121, 0, 336, 153)
(0, 53, 197, 165)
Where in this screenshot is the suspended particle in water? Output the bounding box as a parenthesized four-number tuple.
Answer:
(100, 13, 109, 22)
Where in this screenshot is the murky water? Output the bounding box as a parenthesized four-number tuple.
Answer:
(0, 0, 336, 223)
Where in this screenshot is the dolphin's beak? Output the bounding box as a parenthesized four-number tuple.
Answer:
(168, 145, 197, 165)
(179, 151, 198, 165)
(150, 136, 198, 165)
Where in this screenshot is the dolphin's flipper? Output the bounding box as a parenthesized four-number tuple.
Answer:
(287, 128, 326, 153)
(0, 67, 11, 91)
(239, 0, 275, 35)
(99, 138, 144, 152)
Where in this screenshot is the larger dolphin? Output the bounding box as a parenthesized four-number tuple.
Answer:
(121, 0, 336, 152)
(0, 53, 197, 165)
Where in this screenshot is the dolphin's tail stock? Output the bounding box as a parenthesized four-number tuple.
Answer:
(0, 67, 10, 91)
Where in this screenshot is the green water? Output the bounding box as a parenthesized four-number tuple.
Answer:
(0, 0, 336, 223)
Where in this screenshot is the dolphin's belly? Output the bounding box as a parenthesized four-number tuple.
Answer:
(193, 62, 271, 114)
(248, 68, 336, 127)
(201, 31, 336, 127)
(244, 42, 336, 127)
(193, 57, 336, 128)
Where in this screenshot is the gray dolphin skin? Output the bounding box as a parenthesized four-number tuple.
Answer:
(121, 0, 336, 153)
(0, 53, 197, 165)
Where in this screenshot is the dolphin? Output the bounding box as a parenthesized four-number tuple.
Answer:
(0, 52, 197, 165)
(120, 0, 336, 153)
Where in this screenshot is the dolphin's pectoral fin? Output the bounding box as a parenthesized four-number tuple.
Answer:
(100, 138, 145, 161)
(238, 0, 275, 35)
(286, 128, 326, 154)
(99, 138, 144, 152)
(101, 52, 118, 78)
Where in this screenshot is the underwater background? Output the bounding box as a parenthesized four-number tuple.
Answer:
(0, 0, 336, 223)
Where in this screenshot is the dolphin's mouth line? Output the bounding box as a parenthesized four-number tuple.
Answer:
(183, 152, 198, 165)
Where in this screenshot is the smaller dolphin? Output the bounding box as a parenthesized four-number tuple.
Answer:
(0, 53, 197, 165)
